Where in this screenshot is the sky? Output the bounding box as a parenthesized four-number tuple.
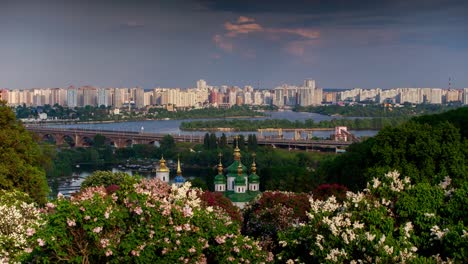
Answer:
(0, 0, 467, 89)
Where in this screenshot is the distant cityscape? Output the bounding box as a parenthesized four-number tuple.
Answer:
(1, 79, 468, 109)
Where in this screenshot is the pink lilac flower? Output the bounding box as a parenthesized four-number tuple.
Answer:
(134, 206, 143, 215)
(67, 218, 76, 227)
(26, 228, 36, 237)
(105, 249, 113, 256)
(93, 226, 103, 233)
(183, 206, 193, 217)
(215, 236, 226, 244)
(37, 238, 45, 246)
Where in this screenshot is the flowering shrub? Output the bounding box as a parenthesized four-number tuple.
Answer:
(242, 191, 310, 253)
(24, 179, 269, 263)
(0, 190, 43, 263)
(277, 171, 468, 263)
(199, 191, 242, 223)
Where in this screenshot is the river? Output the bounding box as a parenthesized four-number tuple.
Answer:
(48, 111, 378, 139)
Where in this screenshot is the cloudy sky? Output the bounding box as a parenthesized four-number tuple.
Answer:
(0, 0, 467, 89)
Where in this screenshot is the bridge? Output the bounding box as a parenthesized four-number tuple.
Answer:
(25, 126, 355, 150)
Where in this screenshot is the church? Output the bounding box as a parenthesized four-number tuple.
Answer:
(154, 140, 261, 209)
(154, 155, 186, 187)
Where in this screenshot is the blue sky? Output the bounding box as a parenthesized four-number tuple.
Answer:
(0, 0, 467, 89)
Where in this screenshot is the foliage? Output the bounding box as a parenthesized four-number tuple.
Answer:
(0, 190, 44, 263)
(81, 171, 139, 189)
(318, 116, 468, 191)
(277, 171, 468, 263)
(242, 191, 311, 253)
(199, 191, 242, 224)
(296, 104, 462, 117)
(24, 179, 269, 263)
(0, 101, 50, 204)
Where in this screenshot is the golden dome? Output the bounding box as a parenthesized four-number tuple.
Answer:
(176, 156, 182, 176)
(233, 135, 241, 161)
(237, 161, 243, 175)
(157, 155, 170, 172)
(251, 153, 257, 174)
(217, 153, 224, 174)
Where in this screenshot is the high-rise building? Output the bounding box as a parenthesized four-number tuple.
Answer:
(66, 86, 78, 107)
(0, 89, 8, 103)
(97, 88, 111, 107)
(463, 88, 468, 105)
(304, 79, 316, 88)
(81, 86, 97, 106)
(132, 87, 145, 108)
(113, 88, 123, 108)
(431, 88, 442, 104)
(197, 79, 207, 89)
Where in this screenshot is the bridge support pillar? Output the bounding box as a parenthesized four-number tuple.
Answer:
(74, 134, 82, 147)
(294, 130, 301, 140)
(55, 136, 64, 146)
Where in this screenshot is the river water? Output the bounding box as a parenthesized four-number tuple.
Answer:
(48, 110, 378, 139)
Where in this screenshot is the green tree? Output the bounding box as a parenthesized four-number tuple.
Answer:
(160, 134, 176, 152)
(0, 101, 49, 204)
(93, 134, 106, 148)
(203, 133, 210, 149)
(209, 133, 217, 150)
(219, 133, 228, 148)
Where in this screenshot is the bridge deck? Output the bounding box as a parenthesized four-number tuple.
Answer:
(26, 126, 354, 148)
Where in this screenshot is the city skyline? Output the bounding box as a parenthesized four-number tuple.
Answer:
(1, 0, 467, 89)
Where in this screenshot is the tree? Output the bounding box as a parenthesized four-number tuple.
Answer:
(238, 135, 246, 150)
(93, 134, 106, 148)
(160, 134, 176, 152)
(247, 134, 258, 151)
(219, 133, 228, 148)
(209, 133, 217, 149)
(81, 171, 138, 189)
(0, 101, 49, 204)
(203, 133, 210, 149)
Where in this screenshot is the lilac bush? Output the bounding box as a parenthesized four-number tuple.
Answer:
(24, 179, 269, 263)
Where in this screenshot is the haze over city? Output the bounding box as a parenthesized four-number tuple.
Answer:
(1, 0, 467, 89)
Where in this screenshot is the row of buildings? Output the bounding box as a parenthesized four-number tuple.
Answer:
(1, 80, 468, 108)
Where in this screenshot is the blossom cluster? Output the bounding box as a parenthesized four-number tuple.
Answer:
(0, 190, 43, 263)
(20, 178, 269, 263)
(278, 171, 421, 263)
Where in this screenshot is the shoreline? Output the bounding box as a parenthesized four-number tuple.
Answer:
(21, 114, 268, 125)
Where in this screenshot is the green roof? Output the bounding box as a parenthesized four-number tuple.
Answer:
(225, 191, 259, 203)
(248, 173, 260, 183)
(234, 175, 246, 186)
(226, 160, 247, 177)
(214, 173, 226, 184)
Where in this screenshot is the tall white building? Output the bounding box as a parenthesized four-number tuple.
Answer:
(197, 79, 207, 89)
(431, 89, 442, 104)
(97, 88, 111, 107)
(66, 86, 78, 107)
